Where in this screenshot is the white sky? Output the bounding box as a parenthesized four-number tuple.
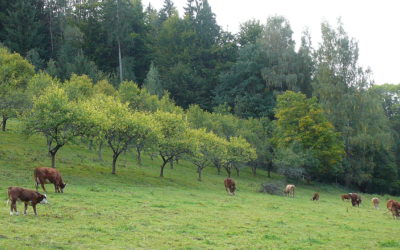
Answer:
(142, 0, 400, 84)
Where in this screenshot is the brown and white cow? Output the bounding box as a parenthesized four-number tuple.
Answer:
(341, 194, 351, 201)
(7, 187, 48, 216)
(349, 193, 362, 207)
(283, 184, 295, 198)
(34, 167, 67, 193)
(311, 192, 320, 201)
(371, 197, 380, 209)
(224, 178, 236, 195)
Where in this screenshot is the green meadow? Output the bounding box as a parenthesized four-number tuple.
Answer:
(0, 120, 399, 249)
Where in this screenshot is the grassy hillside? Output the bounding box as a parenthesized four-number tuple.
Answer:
(0, 120, 399, 249)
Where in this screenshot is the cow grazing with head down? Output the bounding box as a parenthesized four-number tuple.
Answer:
(34, 167, 67, 193)
(7, 187, 48, 216)
(311, 192, 319, 201)
(224, 178, 236, 195)
(349, 193, 362, 207)
(341, 194, 351, 201)
(371, 197, 380, 209)
(284, 184, 295, 198)
(387, 200, 400, 219)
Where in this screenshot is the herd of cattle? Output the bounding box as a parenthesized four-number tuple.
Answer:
(6, 170, 400, 219)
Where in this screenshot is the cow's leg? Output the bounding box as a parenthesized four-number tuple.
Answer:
(33, 205, 37, 216)
(13, 201, 19, 215)
(24, 203, 28, 215)
(35, 181, 39, 191)
(9, 200, 14, 216)
(40, 180, 47, 193)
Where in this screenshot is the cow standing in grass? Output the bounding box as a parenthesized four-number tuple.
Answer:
(224, 178, 236, 195)
(349, 193, 362, 207)
(387, 200, 400, 219)
(283, 184, 295, 198)
(341, 194, 351, 201)
(7, 187, 48, 216)
(311, 192, 319, 201)
(34, 167, 67, 193)
(371, 197, 379, 209)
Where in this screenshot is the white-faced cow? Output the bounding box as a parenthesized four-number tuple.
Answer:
(284, 184, 295, 198)
(7, 187, 48, 216)
(34, 167, 67, 193)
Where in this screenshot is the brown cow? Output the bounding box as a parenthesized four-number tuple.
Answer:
(349, 193, 362, 207)
(283, 184, 295, 198)
(341, 194, 351, 201)
(224, 178, 236, 195)
(387, 200, 400, 219)
(7, 187, 48, 216)
(371, 197, 379, 209)
(34, 167, 67, 193)
(311, 192, 320, 201)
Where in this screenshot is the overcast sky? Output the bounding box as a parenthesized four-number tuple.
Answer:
(142, 0, 400, 84)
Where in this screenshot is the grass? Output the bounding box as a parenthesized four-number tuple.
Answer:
(0, 119, 399, 249)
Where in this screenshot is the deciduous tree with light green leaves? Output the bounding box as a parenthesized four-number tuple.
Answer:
(83, 95, 160, 174)
(273, 91, 344, 181)
(0, 47, 35, 131)
(186, 128, 227, 181)
(24, 85, 90, 168)
(153, 111, 191, 177)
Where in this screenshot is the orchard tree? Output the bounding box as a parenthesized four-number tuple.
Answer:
(186, 128, 226, 181)
(154, 111, 191, 177)
(25, 85, 90, 168)
(0, 47, 35, 131)
(84, 95, 159, 174)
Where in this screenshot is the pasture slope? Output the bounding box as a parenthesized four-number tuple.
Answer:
(0, 120, 399, 249)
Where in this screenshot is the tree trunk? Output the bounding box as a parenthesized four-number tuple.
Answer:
(252, 166, 256, 176)
(88, 140, 93, 151)
(49, 144, 62, 168)
(2, 117, 7, 131)
(98, 142, 103, 161)
(225, 166, 231, 178)
(50, 152, 56, 168)
(112, 152, 120, 175)
(268, 169, 271, 178)
(197, 167, 203, 181)
(136, 147, 142, 166)
(235, 166, 240, 177)
(170, 159, 174, 169)
(160, 161, 167, 177)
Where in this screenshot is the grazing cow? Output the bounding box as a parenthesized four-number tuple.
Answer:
(34, 167, 67, 193)
(311, 192, 320, 201)
(371, 197, 380, 209)
(341, 194, 351, 201)
(349, 193, 362, 207)
(7, 187, 48, 216)
(387, 200, 400, 219)
(283, 184, 295, 198)
(224, 178, 236, 195)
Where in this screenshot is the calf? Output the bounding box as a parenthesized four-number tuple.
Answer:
(7, 187, 48, 216)
(283, 184, 295, 198)
(349, 193, 362, 207)
(371, 197, 379, 209)
(34, 167, 67, 193)
(224, 178, 236, 195)
(311, 192, 320, 201)
(341, 194, 351, 201)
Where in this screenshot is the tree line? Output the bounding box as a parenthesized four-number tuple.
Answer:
(1, 0, 400, 194)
